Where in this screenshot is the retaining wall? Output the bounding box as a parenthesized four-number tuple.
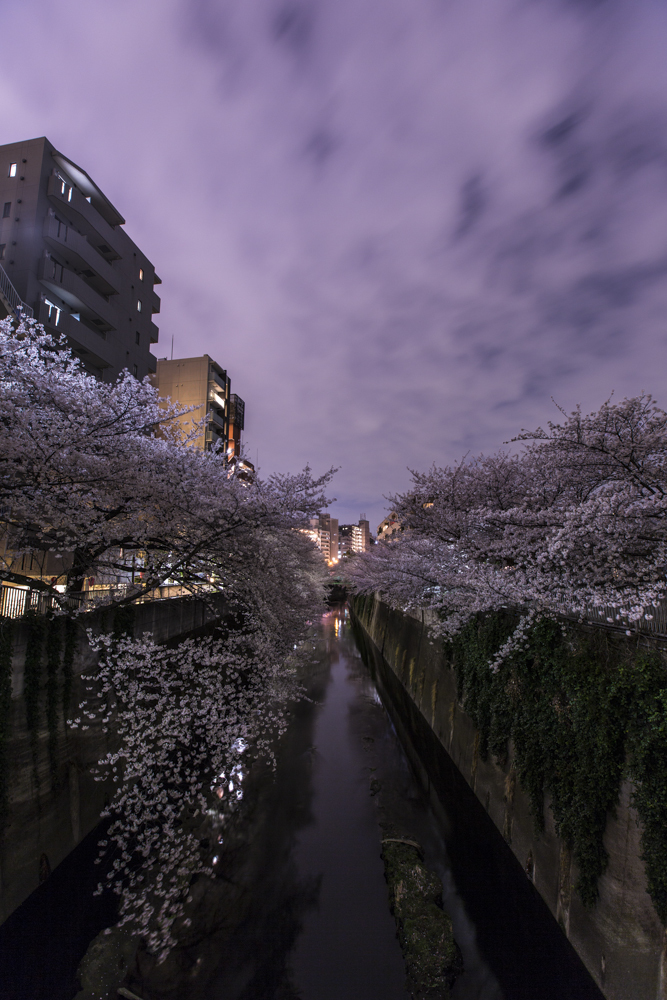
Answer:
(0, 594, 227, 924)
(351, 594, 667, 1000)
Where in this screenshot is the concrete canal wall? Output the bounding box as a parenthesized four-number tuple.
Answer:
(351, 594, 667, 1000)
(0, 594, 227, 924)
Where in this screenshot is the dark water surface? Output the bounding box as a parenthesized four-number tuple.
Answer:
(0, 606, 605, 1000)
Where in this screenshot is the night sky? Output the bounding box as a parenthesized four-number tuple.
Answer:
(2, 0, 667, 530)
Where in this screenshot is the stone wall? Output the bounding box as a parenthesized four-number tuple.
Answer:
(351, 594, 667, 1000)
(0, 594, 226, 924)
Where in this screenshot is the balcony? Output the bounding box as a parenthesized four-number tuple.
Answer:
(37, 298, 114, 371)
(209, 371, 227, 394)
(47, 174, 124, 261)
(151, 291, 160, 314)
(39, 257, 118, 333)
(43, 216, 120, 297)
(208, 387, 226, 410)
(149, 321, 159, 344)
(208, 408, 227, 432)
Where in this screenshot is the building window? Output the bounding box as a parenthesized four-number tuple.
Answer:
(0, 245, 4, 261)
(8, 164, 16, 178)
(139, 268, 144, 281)
(135, 331, 140, 345)
(133, 364, 138, 377)
(44, 298, 62, 326)
(137, 299, 142, 312)
(2, 203, 10, 219)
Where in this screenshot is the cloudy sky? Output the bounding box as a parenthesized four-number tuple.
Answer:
(2, 0, 667, 529)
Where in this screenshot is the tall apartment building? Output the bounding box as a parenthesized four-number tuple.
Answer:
(152, 356, 230, 452)
(0, 137, 160, 381)
(339, 517, 371, 557)
(309, 513, 339, 565)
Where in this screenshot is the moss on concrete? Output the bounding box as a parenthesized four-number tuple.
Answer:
(380, 839, 463, 999)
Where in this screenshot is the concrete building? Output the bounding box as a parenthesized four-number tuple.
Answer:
(377, 513, 401, 541)
(352, 518, 371, 554)
(0, 137, 160, 381)
(152, 356, 230, 452)
(309, 513, 339, 565)
(339, 517, 372, 557)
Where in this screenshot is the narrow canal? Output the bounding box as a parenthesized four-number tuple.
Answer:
(0, 605, 604, 1000)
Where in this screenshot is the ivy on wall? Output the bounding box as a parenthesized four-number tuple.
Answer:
(0, 620, 13, 834)
(448, 612, 667, 922)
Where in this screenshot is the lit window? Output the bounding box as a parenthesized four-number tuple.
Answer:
(44, 298, 62, 326)
(86, 196, 91, 203)
(2, 203, 10, 219)
(139, 268, 144, 281)
(137, 299, 142, 313)
(8, 164, 16, 178)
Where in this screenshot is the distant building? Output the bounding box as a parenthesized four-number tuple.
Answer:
(377, 513, 401, 541)
(309, 513, 339, 565)
(152, 355, 230, 452)
(0, 136, 160, 381)
(352, 518, 371, 554)
(228, 393, 245, 459)
(339, 517, 372, 557)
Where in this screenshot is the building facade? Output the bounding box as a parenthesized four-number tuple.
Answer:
(152, 356, 230, 452)
(339, 518, 372, 557)
(0, 137, 160, 381)
(377, 513, 401, 541)
(309, 514, 339, 565)
(228, 393, 245, 459)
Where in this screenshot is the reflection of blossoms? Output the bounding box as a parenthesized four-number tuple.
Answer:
(348, 395, 667, 663)
(74, 626, 306, 960)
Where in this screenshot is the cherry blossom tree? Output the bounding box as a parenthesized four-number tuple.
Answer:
(0, 317, 332, 956)
(0, 317, 334, 604)
(347, 394, 667, 643)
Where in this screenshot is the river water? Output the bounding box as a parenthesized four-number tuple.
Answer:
(0, 604, 604, 1000)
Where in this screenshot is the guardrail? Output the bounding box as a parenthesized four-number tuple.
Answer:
(0, 264, 33, 320)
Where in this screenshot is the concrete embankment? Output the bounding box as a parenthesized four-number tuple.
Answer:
(0, 594, 227, 924)
(351, 594, 667, 1000)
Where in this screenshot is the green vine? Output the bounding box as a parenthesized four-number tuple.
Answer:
(23, 611, 47, 788)
(0, 620, 13, 834)
(62, 615, 77, 725)
(449, 612, 667, 921)
(45, 615, 62, 789)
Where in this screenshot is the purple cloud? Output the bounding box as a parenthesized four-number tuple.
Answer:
(2, 0, 667, 530)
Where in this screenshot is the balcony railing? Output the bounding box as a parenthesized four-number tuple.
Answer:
(0, 264, 33, 320)
(39, 256, 117, 332)
(208, 387, 226, 409)
(43, 216, 120, 296)
(208, 407, 227, 432)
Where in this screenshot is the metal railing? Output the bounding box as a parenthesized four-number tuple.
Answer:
(0, 581, 216, 618)
(0, 264, 33, 320)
